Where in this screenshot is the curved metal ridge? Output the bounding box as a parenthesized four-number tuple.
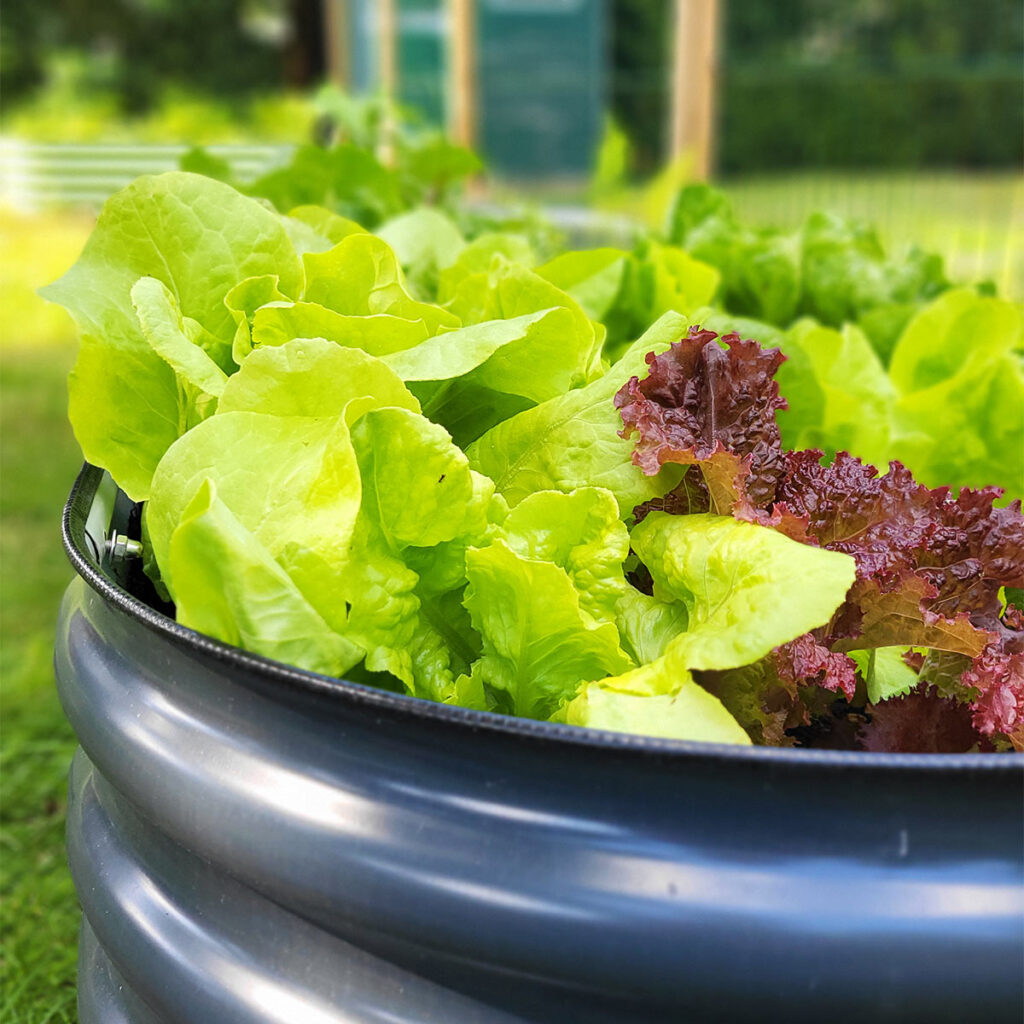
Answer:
(62, 461, 1024, 770)
(68, 754, 516, 1024)
(78, 921, 167, 1024)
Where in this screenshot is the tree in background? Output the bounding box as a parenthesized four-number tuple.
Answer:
(608, 0, 672, 175)
(726, 0, 1022, 66)
(609, 0, 1022, 175)
(0, 0, 325, 115)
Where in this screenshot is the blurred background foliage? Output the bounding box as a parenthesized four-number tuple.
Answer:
(4, 0, 1021, 171)
(720, 0, 1022, 172)
(1, 0, 317, 142)
(613, 0, 1022, 172)
(1, 0, 314, 113)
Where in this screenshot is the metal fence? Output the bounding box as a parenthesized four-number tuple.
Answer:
(0, 141, 293, 211)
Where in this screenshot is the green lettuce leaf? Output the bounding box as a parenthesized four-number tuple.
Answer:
(131, 278, 228, 407)
(563, 657, 751, 745)
(245, 143, 404, 227)
(887, 290, 1024, 496)
(799, 212, 898, 327)
(411, 384, 535, 450)
(302, 234, 459, 333)
(632, 512, 856, 671)
(387, 307, 592, 405)
(417, 587, 482, 683)
(169, 479, 363, 677)
(287, 205, 367, 245)
(850, 647, 921, 704)
(350, 407, 490, 551)
(252, 302, 431, 356)
(217, 337, 418, 419)
(436, 233, 537, 303)
(366, 272, 610, 446)
(726, 229, 802, 326)
(613, 588, 690, 666)
(668, 185, 800, 325)
(326, 513, 421, 683)
(151, 341, 490, 699)
(443, 258, 603, 380)
(775, 319, 895, 463)
(344, 407, 495, 695)
(467, 311, 691, 514)
(497, 488, 629, 624)
(376, 207, 466, 299)
(148, 340, 419, 613)
(41, 172, 303, 499)
(384, 309, 557, 386)
(148, 410, 361, 619)
(536, 248, 629, 321)
(398, 134, 483, 200)
(224, 274, 292, 364)
(464, 540, 631, 719)
(645, 241, 722, 322)
(589, 512, 856, 745)
(889, 288, 1022, 394)
(569, 240, 721, 362)
(404, 470, 508, 598)
(279, 213, 337, 257)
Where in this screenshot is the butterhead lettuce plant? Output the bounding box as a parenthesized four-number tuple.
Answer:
(45, 172, 1023, 752)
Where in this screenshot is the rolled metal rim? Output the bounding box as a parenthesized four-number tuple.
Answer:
(63, 462, 1024, 772)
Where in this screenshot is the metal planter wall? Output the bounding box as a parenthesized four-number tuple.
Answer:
(57, 465, 1024, 1023)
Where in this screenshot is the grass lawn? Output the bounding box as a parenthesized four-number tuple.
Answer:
(1, 342, 82, 1023)
(1, 207, 89, 1022)
(0, 170, 1018, 1020)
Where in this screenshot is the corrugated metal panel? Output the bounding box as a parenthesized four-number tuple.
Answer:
(0, 140, 293, 210)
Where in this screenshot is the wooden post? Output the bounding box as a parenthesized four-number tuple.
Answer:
(377, 0, 398, 164)
(669, 0, 720, 180)
(323, 0, 350, 87)
(448, 0, 476, 150)
(378, 0, 398, 100)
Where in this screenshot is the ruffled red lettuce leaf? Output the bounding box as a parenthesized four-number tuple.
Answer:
(775, 633, 858, 700)
(830, 575, 991, 658)
(775, 451, 943, 582)
(857, 648, 1016, 752)
(779, 452, 1024, 741)
(615, 326, 787, 511)
(774, 449, 1024, 700)
(903, 643, 1024, 746)
(859, 684, 980, 753)
(962, 641, 1024, 747)
(915, 486, 1024, 627)
(733, 501, 814, 544)
(776, 452, 1024, 626)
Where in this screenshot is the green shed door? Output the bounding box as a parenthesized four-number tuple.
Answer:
(397, 0, 446, 127)
(349, 1, 446, 127)
(477, 0, 607, 178)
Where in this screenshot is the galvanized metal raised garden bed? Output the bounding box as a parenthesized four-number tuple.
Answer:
(57, 464, 1024, 1023)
